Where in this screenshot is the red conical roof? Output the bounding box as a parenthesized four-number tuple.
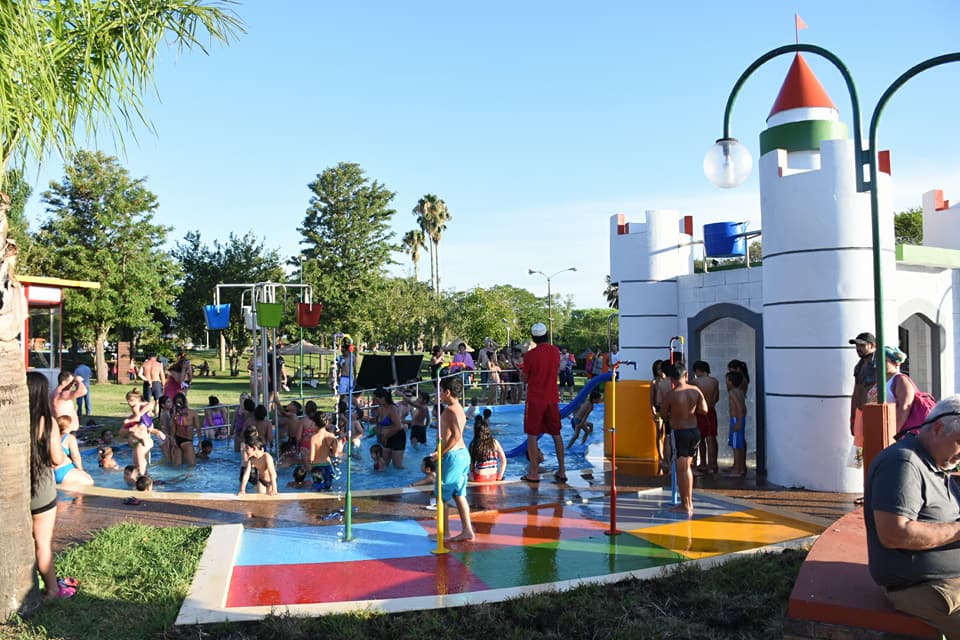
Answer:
(768, 53, 836, 119)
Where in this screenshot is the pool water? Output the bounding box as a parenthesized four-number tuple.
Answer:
(82, 404, 605, 494)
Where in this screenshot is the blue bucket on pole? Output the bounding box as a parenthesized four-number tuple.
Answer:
(203, 304, 231, 330)
(703, 222, 746, 258)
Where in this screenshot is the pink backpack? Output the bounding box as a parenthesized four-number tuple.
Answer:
(895, 374, 938, 439)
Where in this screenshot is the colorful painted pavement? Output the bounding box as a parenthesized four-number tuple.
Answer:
(176, 488, 823, 624)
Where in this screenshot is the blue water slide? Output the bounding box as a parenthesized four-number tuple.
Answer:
(504, 372, 613, 458)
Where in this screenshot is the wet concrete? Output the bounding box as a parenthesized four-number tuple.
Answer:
(51, 467, 858, 552)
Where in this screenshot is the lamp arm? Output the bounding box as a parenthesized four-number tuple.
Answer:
(865, 51, 960, 403)
(721, 44, 866, 192)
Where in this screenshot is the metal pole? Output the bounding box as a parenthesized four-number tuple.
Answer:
(547, 277, 553, 344)
(299, 257, 304, 403)
(605, 362, 622, 536)
(344, 347, 354, 541)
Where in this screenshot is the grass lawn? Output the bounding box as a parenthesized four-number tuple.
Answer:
(1, 523, 807, 640)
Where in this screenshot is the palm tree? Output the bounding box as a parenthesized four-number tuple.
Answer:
(412, 194, 450, 295)
(0, 1, 240, 618)
(402, 229, 426, 281)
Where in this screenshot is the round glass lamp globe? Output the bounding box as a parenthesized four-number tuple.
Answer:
(703, 138, 753, 188)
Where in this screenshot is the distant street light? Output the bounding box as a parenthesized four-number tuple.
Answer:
(528, 267, 577, 344)
(501, 317, 510, 350)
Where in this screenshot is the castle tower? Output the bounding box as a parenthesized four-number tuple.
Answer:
(609, 210, 692, 381)
(759, 54, 896, 491)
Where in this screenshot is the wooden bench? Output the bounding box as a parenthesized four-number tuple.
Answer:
(785, 510, 941, 640)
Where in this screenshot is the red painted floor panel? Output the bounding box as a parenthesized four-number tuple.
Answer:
(227, 555, 489, 607)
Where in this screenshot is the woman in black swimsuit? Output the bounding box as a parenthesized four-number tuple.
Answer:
(373, 387, 406, 469)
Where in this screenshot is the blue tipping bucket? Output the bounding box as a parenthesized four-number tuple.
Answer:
(703, 222, 746, 258)
(203, 304, 231, 330)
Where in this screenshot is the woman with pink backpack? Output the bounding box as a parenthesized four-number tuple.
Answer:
(869, 346, 937, 440)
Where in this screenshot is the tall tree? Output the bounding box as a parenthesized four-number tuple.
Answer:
(2, 169, 35, 272)
(412, 194, 450, 294)
(0, 1, 240, 618)
(894, 207, 923, 245)
(34, 151, 178, 382)
(298, 162, 397, 337)
(402, 229, 426, 281)
(171, 230, 285, 354)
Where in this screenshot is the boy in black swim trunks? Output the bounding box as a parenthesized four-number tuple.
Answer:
(409, 391, 432, 449)
(238, 435, 278, 496)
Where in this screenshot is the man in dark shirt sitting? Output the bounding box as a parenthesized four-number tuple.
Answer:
(865, 394, 960, 637)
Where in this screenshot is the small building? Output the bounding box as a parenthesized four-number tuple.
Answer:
(18, 275, 100, 387)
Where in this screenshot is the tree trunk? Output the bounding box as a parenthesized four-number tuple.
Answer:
(0, 332, 40, 618)
(95, 329, 109, 383)
(435, 241, 441, 295)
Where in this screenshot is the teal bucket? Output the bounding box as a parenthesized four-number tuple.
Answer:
(203, 304, 231, 330)
(703, 222, 746, 258)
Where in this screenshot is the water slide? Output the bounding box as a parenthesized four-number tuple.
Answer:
(504, 372, 613, 458)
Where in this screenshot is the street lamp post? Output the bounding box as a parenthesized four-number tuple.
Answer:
(529, 267, 577, 343)
(502, 317, 510, 350)
(704, 44, 960, 403)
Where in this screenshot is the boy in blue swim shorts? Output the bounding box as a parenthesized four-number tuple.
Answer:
(725, 371, 747, 477)
(431, 376, 475, 542)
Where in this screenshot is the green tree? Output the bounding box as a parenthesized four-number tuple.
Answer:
(34, 151, 178, 382)
(412, 194, 451, 294)
(2, 169, 35, 271)
(564, 308, 619, 356)
(894, 207, 923, 245)
(298, 162, 397, 337)
(0, 2, 239, 618)
(171, 230, 285, 357)
(368, 277, 434, 381)
(402, 229, 426, 281)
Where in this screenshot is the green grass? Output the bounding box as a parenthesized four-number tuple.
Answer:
(2, 524, 209, 640)
(2, 521, 807, 640)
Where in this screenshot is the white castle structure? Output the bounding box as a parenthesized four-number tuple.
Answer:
(609, 54, 960, 492)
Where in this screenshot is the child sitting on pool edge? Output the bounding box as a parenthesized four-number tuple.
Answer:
(410, 455, 437, 509)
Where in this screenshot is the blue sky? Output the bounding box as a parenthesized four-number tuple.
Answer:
(20, 1, 960, 308)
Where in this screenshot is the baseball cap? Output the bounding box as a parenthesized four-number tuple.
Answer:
(531, 322, 547, 337)
(848, 332, 876, 345)
(926, 395, 960, 425)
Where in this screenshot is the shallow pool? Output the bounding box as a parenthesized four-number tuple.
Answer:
(82, 404, 605, 494)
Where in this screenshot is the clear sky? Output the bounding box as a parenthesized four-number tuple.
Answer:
(19, 0, 960, 309)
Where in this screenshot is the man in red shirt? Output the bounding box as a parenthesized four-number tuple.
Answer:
(521, 322, 567, 483)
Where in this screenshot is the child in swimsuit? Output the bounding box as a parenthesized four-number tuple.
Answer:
(238, 435, 278, 496)
(53, 415, 94, 486)
(370, 444, 387, 471)
(98, 445, 119, 470)
(197, 439, 213, 461)
(203, 396, 228, 440)
(409, 392, 431, 448)
(286, 465, 310, 489)
(567, 390, 602, 449)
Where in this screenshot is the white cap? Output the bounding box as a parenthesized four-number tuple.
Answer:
(927, 395, 960, 425)
(531, 322, 547, 337)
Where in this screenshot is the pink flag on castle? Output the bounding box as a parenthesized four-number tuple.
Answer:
(795, 13, 808, 44)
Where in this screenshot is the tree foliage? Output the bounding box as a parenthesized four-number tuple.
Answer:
(0, 1, 242, 175)
(298, 162, 397, 337)
(412, 194, 451, 294)
(563, 308, 619, 356)
(171, 230, 285, 349)
(2, 169, 35, 272)
(894, 208, 923, 245)
(34, 150, 178, 381)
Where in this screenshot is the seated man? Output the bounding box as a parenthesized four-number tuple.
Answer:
(865, 394, 960, 638)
